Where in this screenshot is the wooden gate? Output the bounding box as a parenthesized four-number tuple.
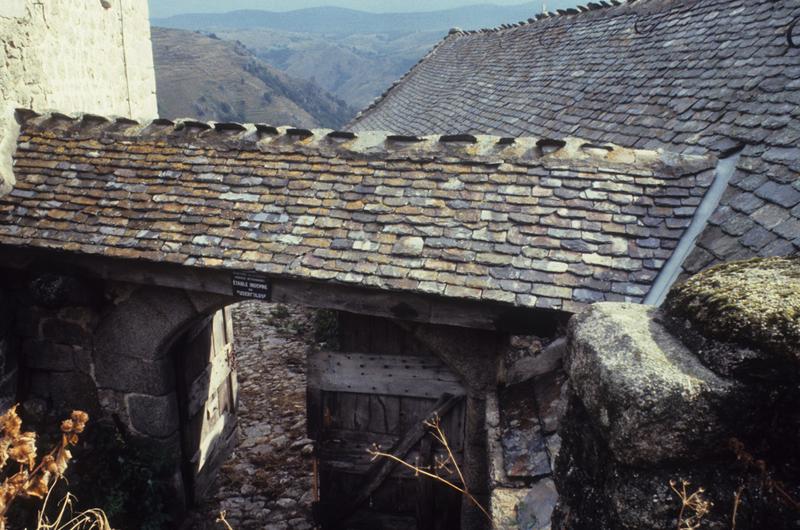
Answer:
(308, 313, 467, 530)
(174, 307, 238, 504)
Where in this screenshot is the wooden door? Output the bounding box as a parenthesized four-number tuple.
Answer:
(308, 348, 467, 530)
(175, 307, 238, 504)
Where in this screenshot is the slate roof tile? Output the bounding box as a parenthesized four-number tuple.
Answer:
(351, 0, 800, 270)
(0, 113, 716, 311)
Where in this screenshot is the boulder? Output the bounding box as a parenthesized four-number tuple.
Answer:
(554, 257, 800, 530)
(665, 256, 799, 367)
(554, 390, 800, 530)
(566, 302, 737, 464)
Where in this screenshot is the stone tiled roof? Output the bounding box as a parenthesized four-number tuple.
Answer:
(0, 112, 716, 312)
(351, 0, 800, 271)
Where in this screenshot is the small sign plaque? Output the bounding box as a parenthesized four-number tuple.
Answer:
(232, 272, 271, 300)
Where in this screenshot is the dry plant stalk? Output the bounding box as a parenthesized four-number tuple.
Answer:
(731, 485, 744, 530)
(0, 405, 89, 530)
(368, 414, 495, 529)
(670, 479, 712, 530)
(216, 511, 234, 530)
(35, 483, 111, 530)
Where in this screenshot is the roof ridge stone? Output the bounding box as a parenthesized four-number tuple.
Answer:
(444, 0, 635, 37)
(15, 108, 714, 173)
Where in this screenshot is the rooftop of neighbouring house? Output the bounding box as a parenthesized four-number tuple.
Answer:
(0, 111, 717, 313)
(350, 0, 800, 269)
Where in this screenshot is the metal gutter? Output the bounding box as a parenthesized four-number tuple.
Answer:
(643, 149, 743, 306)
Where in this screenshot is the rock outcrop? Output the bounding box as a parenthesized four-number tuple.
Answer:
(553, 257, 800, 530)
(666, 257, 800, 372)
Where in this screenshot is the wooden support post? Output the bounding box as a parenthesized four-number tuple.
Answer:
(462, 394, 490, 530)
(416, 435, 435, 530)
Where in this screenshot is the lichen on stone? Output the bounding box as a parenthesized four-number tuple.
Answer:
(665, 257, 800, 363)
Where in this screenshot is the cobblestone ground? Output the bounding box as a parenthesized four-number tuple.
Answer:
(186, 301, 318, 530)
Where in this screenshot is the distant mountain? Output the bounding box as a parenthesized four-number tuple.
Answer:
(151, 27, 354, 128)
(148, 1, 584, 19)
(152, 4, 543, 33)
(151, 3, 578, 114)
(202, 28, 444, 110)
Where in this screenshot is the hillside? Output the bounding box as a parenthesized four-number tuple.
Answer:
(151, 27, 354, 128)
(151, 3, 556, 110)
(211, 28, 444, 110)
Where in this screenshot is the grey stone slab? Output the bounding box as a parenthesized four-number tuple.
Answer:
(499, 380, 552, 479)
(127, 392, 180, 439)
(755, 181, 800, 208)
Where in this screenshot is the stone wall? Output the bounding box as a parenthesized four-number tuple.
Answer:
(0, 0, 157, 120)
(488, 335, 567, 530)
(0, 0, 158, 192)
(553, 257, 800, 529)
(0, 105, 19, 194)
(2, 269, 237, 521)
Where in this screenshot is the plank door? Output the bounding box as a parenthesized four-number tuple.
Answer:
(308, 349, 466, 530)
(175, 307, 239, 504)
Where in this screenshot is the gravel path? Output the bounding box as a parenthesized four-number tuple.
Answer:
(186, 302, 318, 530)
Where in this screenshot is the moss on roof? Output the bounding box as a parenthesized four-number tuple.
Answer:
(665, 257, 800, 363)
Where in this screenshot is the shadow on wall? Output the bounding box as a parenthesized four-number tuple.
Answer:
(0, 266, 237, 527)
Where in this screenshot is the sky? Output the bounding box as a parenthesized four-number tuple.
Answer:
(149, 0, 582, 18)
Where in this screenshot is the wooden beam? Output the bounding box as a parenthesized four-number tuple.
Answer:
(0, 245, 565, 333)
(307, 351, 465, 399)
(332, 393, 464, 527)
